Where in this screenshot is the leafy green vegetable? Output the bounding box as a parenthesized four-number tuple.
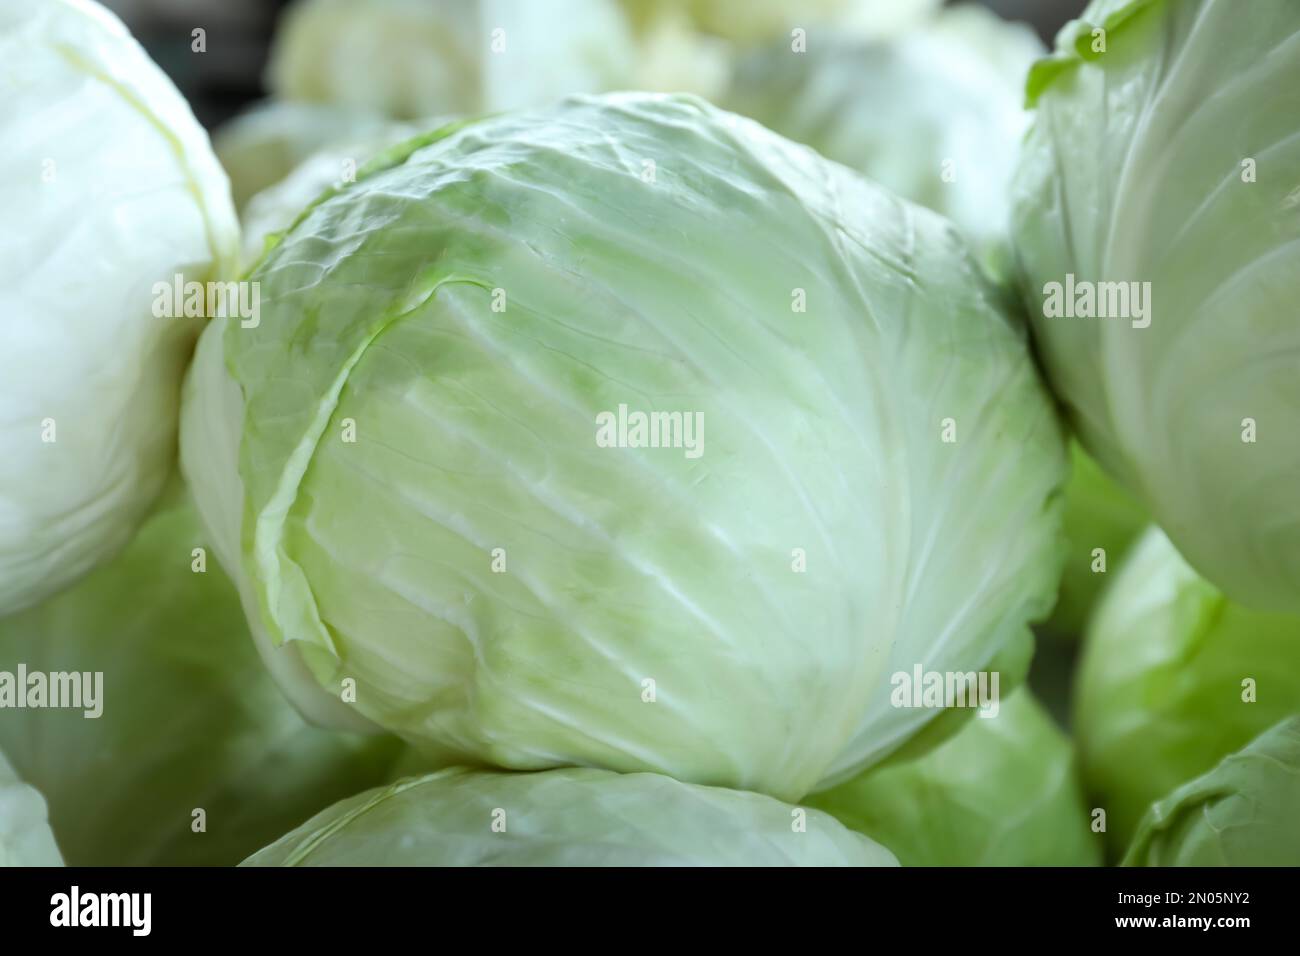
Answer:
(0, 484, 401, 866)
(1075, 527, 1300, 858)
(181, 92, 1067, 801)
(1012, 0, 1300, 612)
(809, 689, 1100, 866)
(1123, 717, 1300, 866)
(0, 0, 238, 616)
(243, 766, 898, 867)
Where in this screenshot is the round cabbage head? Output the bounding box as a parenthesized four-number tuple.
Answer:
(0, 484, 401, 866)
(808, 689, 1101, 866)
(267, 0, 635, 120)
(0, 0, 239, 615)
(1075, 527, 1300, 858)
(242, 766, 897, 867)
(181, 93, 1066, 801)
(725, 4, 1043, 264)
(1011, 0, 1300, 611)
(1123, 717, 1300, 867)
(0, 750, 62, 867)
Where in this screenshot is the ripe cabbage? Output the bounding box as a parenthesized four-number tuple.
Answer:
(0, 484, 401, 866)
(266, 0, 634, 120)
(0, 750, 62, 867)
(242, 766, 897, 867)
(181, 93, 1066, 801)
(1011, 0, 1300, 611)
(1123, 717, 1300, 867)
(0, 0, 238, 615)
(1075, 527, 1300, 857)
(725, 4, 1043, 264)
(808, 690, 1101, 866)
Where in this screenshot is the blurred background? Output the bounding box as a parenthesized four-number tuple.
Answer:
(101, 0, 1085, 129)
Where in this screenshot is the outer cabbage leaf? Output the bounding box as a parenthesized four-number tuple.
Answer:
(182, 93, 1066, 801)
(809, 689, 1100, 866)
(0, 0, 239, 615)
(1011, 0, 1300, 611)
(1075, 527, 1300, 858)
(1123, 717, 1300, 867)
(725, 4, 1043, 263)
(266, 0, 635, 120)
(243, 766, 897, 867)
(0, 484, 401, 866)
(0, 750, 62, 867)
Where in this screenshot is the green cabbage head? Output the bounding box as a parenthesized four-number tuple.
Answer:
(1123, 717, 1300, 867)
(1011, 0, 1300, 612)
(1075, 527, 1300, 858)
(0, 0, 239, 615)
(242, 766, 897, 867)
(181, 93, 1066, 802)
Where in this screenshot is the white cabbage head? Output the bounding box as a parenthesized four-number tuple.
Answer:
(0, 0, 239, 615)
(182, 93, 1066, 801)
(1012, 0, 1300, 611)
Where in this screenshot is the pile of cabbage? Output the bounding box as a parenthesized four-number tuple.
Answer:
(1, 0, 1296, 868)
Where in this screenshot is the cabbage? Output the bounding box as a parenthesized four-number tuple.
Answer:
(0, 483, 401, 866)
(808, 689, 1100, 866)
(1011, 0, 1300, 612)
(214, 101, 408, 212)
(1123, 717, 1300, 867)
(0, 750, 62, 867)
(725, 5, 1043, 264)
(1047, 442, 1146, 636)
(267, 0, 634, 120)
(242, 766, 897, 867)
(0, 0, 238, 615)
(1074, 527, 1300, 858)
(181, 93, 1067, 801)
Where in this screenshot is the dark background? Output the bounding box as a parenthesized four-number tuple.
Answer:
(99, 0, 1087, 130)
